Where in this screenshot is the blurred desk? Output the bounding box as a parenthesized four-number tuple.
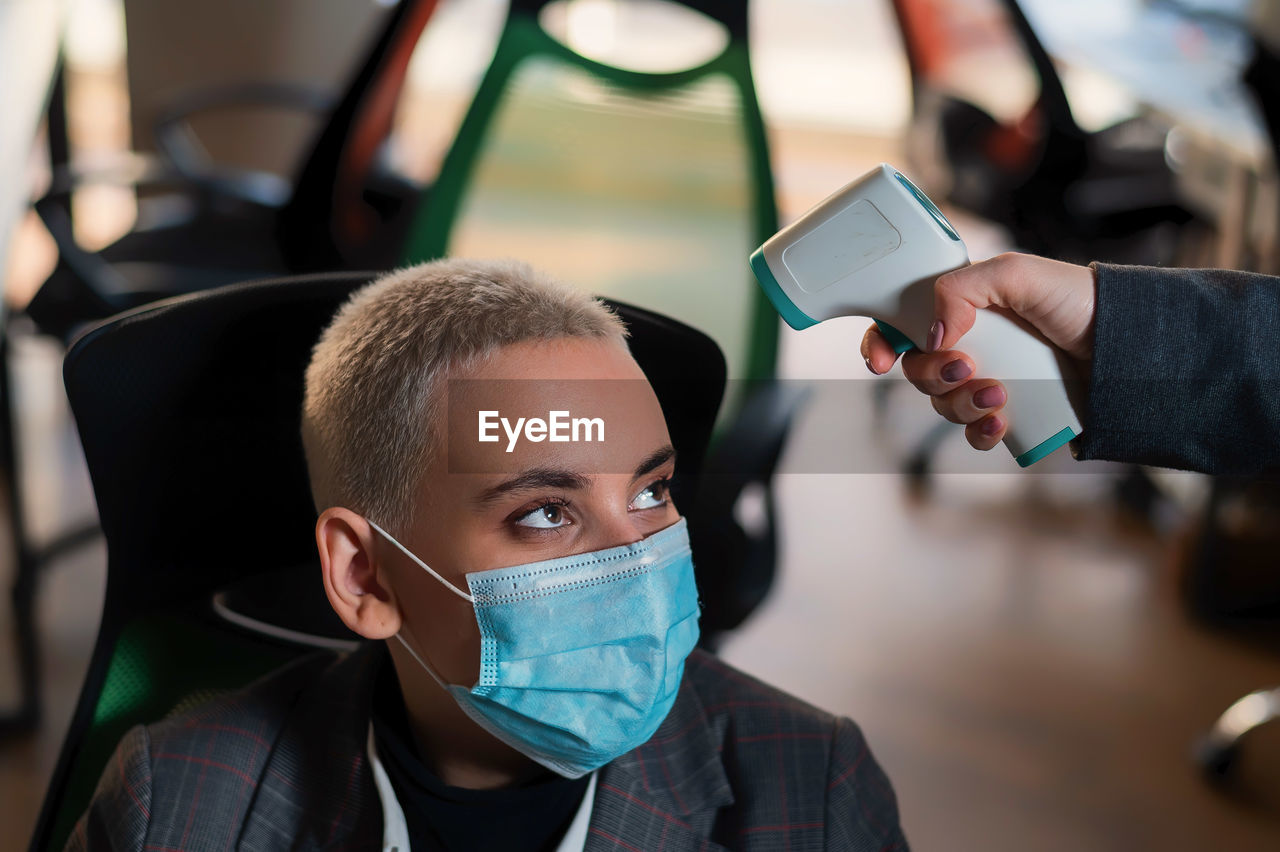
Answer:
(0, 0, 66, 294)
(1021, 0, 1278, 270)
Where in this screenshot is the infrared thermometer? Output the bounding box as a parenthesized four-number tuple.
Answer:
(749, 164, 1081, 467)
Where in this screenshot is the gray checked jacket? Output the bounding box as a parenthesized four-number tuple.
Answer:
(1075, 263, 1280, 475)
(66, 646, 907, 851)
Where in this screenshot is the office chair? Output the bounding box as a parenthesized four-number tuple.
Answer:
(2, 0, 440, 740)
(399, 0, 806, 637)
(29, 270, 729, 852)
(402, 0, 778, 382)
(1194, 36, 1280, 783)
(26, 0, 440, 339)
(890, 0, 1193, 264)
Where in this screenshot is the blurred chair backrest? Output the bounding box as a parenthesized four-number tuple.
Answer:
(889, 0, 1088, 211)
(124, 0, 388, 175)
(399, 0, 780, 384)
(129, 0, 440, 273)
(276, 0, 443, 270)
(31, 271, 725, 852)
(889, 0, 1077, 134)
(886, 0, 1194, 263)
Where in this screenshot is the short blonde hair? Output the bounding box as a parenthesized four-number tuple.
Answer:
(302, 258, 628, 534)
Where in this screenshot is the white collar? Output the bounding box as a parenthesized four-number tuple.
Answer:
(366, 724, 596, 852)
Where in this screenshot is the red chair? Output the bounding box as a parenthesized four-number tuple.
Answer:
(890, 0, 1193, 263)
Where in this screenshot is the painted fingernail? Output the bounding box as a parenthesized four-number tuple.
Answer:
(940, 359, 972, 383)
(981, 416, 1004, 437)
(973, 385, 1006, 409)
(926, 321, 944, 353)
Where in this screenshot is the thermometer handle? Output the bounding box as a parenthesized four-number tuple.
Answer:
(952, 310, 1082, 466)
(879, 309, 1082, 467)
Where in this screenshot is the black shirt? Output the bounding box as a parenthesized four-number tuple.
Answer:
(369, 651, 591, 852)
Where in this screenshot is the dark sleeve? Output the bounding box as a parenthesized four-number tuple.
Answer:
(1071, 263, 1280, 475)
(825, 716, 909, 851)
(64, 725, 152, 852)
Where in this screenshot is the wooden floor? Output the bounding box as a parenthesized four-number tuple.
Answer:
(721, 461, 1280, 851)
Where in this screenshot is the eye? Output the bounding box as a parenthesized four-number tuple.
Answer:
(514, 502, 571, 529)
(630, 478, 671, 511)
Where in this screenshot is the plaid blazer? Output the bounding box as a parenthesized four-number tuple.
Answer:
(67, 645, 906, 851)
(1073, 263, 1280, 476)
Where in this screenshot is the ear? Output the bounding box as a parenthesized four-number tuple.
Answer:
(317, 507, 401, 640)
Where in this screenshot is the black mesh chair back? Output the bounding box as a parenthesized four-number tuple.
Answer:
(31, 271, 725, 851)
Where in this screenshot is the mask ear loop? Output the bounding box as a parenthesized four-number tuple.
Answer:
(367, 519, 475, 603)
(366, 518, 473, 690)
(393, 631, 453, 690)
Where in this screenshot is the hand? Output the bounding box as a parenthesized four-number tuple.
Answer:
(861, 252, 1097, 450)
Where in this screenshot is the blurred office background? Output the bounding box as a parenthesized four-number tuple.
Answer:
(4, 0, 1280, 848)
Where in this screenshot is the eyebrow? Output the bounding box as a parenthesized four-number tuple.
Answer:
(633, 445, 676, 480)
(474, 469, 592, 505)
(473, 444, 677, 506)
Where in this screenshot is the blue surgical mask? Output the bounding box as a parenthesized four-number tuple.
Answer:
(368, 517, 701, 779)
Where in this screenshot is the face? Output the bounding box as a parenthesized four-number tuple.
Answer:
(382, 336, 679, 687)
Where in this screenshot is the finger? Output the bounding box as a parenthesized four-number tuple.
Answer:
(964, 413, 1006, 451)
(929, 253, 1024, 351)
(931, 252, 1097, 357)
(860, 324, 901, 375)
(900, 349, 977, 395)
(929, 379, 1007, 425)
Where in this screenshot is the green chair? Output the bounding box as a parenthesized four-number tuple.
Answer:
(401, 0, 780, 384)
